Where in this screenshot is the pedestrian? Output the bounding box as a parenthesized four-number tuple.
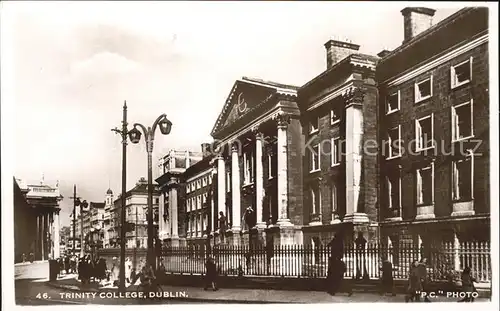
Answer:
(327, 232, 344, 260)
(418, 258, 431, 302)
(326, 256, 335, 295)
(330, 257, 352, 296)
(110, 257, 119, 287)
(379, 256, 395, 296)
(77, 257, 83, 282)
(354, 232, 368, 280)
(65, 256, 70, 274)
(405, 260, 422, 302)
(266, 235, 274, 275)
(125, 257, 132, 283)
(204, 256, 218, 291)
(157, 258, 166, 283)
(22, 253, 26, 263)
(458, 266, 477, 302)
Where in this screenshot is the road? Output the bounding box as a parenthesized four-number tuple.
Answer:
(14, 262, 191, 305)
(14, 261, 491, 305)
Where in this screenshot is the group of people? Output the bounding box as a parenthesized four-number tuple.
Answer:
(57, 255, 79, 275)
(77, 255, 108, 284)
(405, 258, 478, 303)
(53, 254, 108, 284)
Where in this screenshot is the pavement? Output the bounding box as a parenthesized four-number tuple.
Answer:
(15, 262, 492, 305)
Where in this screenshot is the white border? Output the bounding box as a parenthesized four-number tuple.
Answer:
(1, 2, 499, 311)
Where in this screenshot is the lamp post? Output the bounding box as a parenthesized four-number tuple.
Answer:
(128, 114, 172, 270)
(111, 101, 129, 291)
(70, 186, 88, 257)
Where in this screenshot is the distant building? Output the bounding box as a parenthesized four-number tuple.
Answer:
(109, 178, 160, 249)
(103, 188, 114, 248)
(156, 150, 202, 243)
(14, 177, 63, 262)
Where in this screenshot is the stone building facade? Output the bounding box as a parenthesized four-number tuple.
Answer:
(155, 7, 490, 248)
(14, 177, 63, 261)
(108, 178, 160, 249)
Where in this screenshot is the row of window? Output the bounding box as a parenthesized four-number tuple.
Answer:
(385, 100, 474, 159)
(308, 105, 342, 134)
(310, 183, 338, 216)
(186, 175, 212, 194)
(386, 57, 473, 114)
(187, 214, 209, 236)
(387, 155, 473, 211)
(225, 152, 277, 192)
(186, 193, 209, 212)
(307, 58, 473, 135)
(309, 138, 345, 172)
(308, 154, 473, 220)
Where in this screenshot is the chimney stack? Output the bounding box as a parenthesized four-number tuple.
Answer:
(401, 7, 436, 43)
(377, 49, 392, 58)
(324, 37, 360, 69)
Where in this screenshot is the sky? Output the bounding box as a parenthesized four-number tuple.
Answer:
(3, 2, 463, 227)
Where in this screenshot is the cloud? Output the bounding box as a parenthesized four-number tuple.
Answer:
(70, 51, 140, 77)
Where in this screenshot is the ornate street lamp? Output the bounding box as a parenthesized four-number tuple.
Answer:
(128, 114, 172, 271)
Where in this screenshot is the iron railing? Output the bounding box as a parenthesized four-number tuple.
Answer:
(160, 241, 491, 283)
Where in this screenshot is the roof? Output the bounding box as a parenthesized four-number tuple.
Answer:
(377, 7, 488, 82)
(210, 77, 299, 136)
(113, 182, 160, 203)
(90, 202, 105, 209)
(300, 53, 378, 97)
(241, 76, 300, 91)
(184, 155, 214, 178)
(106, 188, 113, 195)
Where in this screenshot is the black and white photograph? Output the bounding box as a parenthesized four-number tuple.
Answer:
(1, 1, 498, 309)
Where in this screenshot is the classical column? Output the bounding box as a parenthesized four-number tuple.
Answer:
(158, 192, 167, 240)
(210, 165, 216, 234)
(216, 154, 226, 231)
(231, 142, 241, 232)
(36, 214, 40, 259)
(53, 210, 60, 259)
(41, 213, 46, 260)
(343, 88, 369, 223)
(274, 113, 292, 226)
(169, 186, 179, 239)
(254, 129, 266, 228)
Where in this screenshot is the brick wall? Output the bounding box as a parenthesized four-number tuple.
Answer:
(302, 96, 346, 224)
(379, 41, 489, 221)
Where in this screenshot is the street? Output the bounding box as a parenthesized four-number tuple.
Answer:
(14, 261, 491, 305)
(14, 262, 190, 305)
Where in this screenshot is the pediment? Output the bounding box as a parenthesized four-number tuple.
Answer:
(211, 77, 298, 137)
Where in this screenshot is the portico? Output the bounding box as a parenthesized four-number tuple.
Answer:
(14, 178, 63, 261)
(210, 77, 303, 246)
